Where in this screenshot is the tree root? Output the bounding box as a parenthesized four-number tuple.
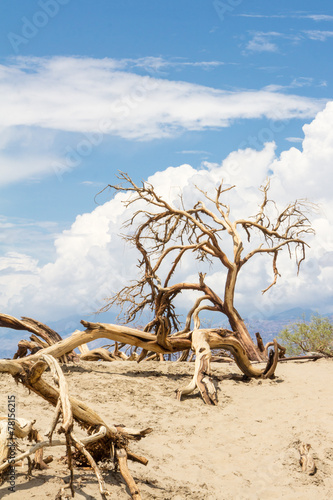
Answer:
(0, 313, 279, 406)
(176, 330, 217, 405)
(0, 355, 151, 499)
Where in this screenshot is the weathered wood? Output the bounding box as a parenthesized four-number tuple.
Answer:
(0, 314, 279, 405)
(0, 427, 108, 473)
(79, 347, 116, 361)
(0, 313, 78, 362)
(255, 332, 265, 352)
(13, 339, 41, 358)
(102, 174, 314, 362)
(0, 416, 37, 469)
(278, 354, 325, 362)
(71, 432, 108, 496)
(264, 340, 286, 359)
(0, 356, 152, 499)
(177, 349, 190, 362)
(116, 448, 142, 500)
(299, 443, 316, 475)
(176, 330, 217, 404)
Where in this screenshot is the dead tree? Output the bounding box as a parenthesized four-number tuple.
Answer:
(99, 173, 314, 361)
(0, 313, 279, 405)
(0, 314, 78, 363)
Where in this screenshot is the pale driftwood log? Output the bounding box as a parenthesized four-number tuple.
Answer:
(0, 415, 48, 471)
(13, 339, 42, 358)
(299, 443, 317, 475)
(78, 342, 137, 362)
(0, 425, 107, 473)
(0, 355, 151, 499)
(79, 347, 116, 362)
(116, 448, 142, 500)
(176, 330, 217, 405)
(278, 354, 325, 362)
(0, 416, 35, 465)
(0, 313, 279, 405)
(27, 320, 278, 380)
(0, 313, 78, 362)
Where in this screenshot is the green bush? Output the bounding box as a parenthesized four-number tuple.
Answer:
(278, 314, 333, 357)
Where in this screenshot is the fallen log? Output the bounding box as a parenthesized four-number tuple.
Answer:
(0, 313, 279, 405)
(0, 355, 152, 499)
(0, 313, 78, 362)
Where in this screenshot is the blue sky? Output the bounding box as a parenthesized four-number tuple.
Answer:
(1, 0, 333, 338)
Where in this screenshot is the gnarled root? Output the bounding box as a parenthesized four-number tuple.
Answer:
(176, 330, 217, 405)
(0, 355, 151, 499)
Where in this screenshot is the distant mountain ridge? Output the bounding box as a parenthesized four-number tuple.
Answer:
(267, 307, 315, 322)
(245, 308, 333, 344)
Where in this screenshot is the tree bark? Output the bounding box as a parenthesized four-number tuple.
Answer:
(227, 312, 264, 362)
(223, 266, 264, 362)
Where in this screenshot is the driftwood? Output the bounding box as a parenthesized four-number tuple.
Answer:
(278, 354, 326, 362)
(299, 443, 317, 475)
(0, 312, 279, 405)
(78, 342, 139, 362)
(255, 332, 286, 358)
(176, 330, 217, 404)
(0, 354, 152, 499)
(0, 313, 78, 363)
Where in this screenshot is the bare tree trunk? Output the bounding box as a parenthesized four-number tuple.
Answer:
(227, 311, 264, 362)
(224, 267, 264, 362)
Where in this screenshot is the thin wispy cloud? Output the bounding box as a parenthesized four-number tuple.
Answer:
(244, 31, 301, 53)
(285, 137, 303, 143)
(0, 56, 326, 186)
(245, 33, 279, 53)
(238, 13, 333, 21)
(107, 56, 225, 74)
(304, 30, 333, 41)
(177, 150, 212, 155)
(263, 77, 316, 92)
(244, 29, 333, 53)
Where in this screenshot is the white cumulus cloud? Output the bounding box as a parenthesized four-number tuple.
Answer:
(1, 102, 333, 323)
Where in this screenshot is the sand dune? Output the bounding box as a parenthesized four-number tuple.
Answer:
(0, 358, 332, 499)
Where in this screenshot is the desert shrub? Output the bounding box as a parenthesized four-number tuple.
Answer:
(278, 314, 333, 356)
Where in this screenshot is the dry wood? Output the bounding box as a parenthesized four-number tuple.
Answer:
(255, 332, 265, 353)
(116, 448, 142, 500)
(13, 339, 42, 358)
(98, 173, 314, 362)
(176, 330, 217, 405)
(0, 313, 78, 362)
(0, 426, 108, 473)
(278, 354, 325, 362)
(0, 353, 152, 499)
(177, 349, 190, 362)
(264, 340, 286, 358)
(0, 313, 280, 405)
(0, 416, 47, 471)
(299, 443, 317, 475)
(71, 432, 108, 497)
(79, 347, 116, 361)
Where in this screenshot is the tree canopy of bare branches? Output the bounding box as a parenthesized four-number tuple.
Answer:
(100, 173, 315, 361)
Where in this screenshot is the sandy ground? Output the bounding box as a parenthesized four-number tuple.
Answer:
(0, 358, 332, 500)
